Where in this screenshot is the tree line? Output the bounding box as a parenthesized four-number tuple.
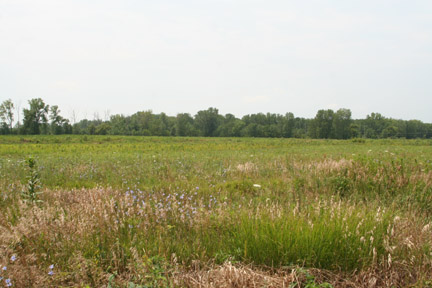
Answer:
(1, 98, 432, 139)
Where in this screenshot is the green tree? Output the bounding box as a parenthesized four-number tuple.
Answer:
(175, 113, 197, 136)
(22, 98, 49, 134)
(406, 120, 426, 139)
(349, 123, 360, 138)
(311, 109, 335, 138)
(381, 125, 399, 138)
(281, 112, 295, 138)
(151, 113, 171, 136)
(363, 113, 385, 138)
(293, 117, 309, 138)
(109, 114, 129, 135)
(95, 122, 111, 135)
(0, 99, 14, 134)
(49, 105, 69, 134)
(195, 108, 221, 137)
(216, 114, 245, 137)
(425, 124, 432, 139)
(130, 110, 153, 135)
(332, 108, 352, 139)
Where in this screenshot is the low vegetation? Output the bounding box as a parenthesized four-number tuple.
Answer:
(0, 136, 432, 287)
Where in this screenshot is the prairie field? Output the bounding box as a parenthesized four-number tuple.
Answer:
(1, 136, 432, 287)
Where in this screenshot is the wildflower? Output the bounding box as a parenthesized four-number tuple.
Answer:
(2, 266, 6, 271)
(49, 264, 54, 269)
(48, 270, 54, 276)
(5, 278, 12, 286)
(10, 255, 16, 262)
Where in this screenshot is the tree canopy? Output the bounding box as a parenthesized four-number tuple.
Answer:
(1, 98, 432, 139)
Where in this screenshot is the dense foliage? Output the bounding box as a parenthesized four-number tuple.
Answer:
(1, 98, 432, 139)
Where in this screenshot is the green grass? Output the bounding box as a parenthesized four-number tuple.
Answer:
(1, 135, 432, 286)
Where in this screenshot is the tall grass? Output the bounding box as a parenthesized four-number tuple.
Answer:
(1, 136, 432, 286)
(229, 202, 393, 271)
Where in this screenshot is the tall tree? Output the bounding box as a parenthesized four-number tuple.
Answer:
(332, 108, 352, 139)
(0, 99, 14, 134)
(217, 114, 245, 137)
(281, 112, 295, 138)
(363, 113, 385, 138)
(311, 109, 334, 138)
(110, 114, 129, 135)
(406, 120, 426, 139)
(195, 108, 221, 137)
(175, 113, 196, 136)
(49, 105, 69, 134)
(22, 98, 49, 135)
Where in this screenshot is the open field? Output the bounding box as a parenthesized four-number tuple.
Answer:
(1, 136, 432, 287)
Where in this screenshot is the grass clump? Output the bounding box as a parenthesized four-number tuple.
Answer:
(227, 201, 393, 271)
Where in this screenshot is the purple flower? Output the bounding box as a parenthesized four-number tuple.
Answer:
(49, 264, 54, 269)
(10, 255, 16, 262)
(2, 266, 6, 271)
(5, 278, 12, 286)
(48, 270, 54, 276)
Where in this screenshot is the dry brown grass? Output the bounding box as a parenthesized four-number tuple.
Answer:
(310, 159, 353, 173)
(176, 262, 295, 288)
(174, 262, 432, 288)
(1, 186, 431, 287)
(236, 162, 258, 175)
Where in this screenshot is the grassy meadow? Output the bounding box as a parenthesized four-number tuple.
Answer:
(1, 136, 432, 287)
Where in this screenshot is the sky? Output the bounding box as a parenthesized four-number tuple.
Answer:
(1, 0, 432, 123)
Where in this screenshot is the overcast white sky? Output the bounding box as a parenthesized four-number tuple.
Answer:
(1, 0, 432, 122)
